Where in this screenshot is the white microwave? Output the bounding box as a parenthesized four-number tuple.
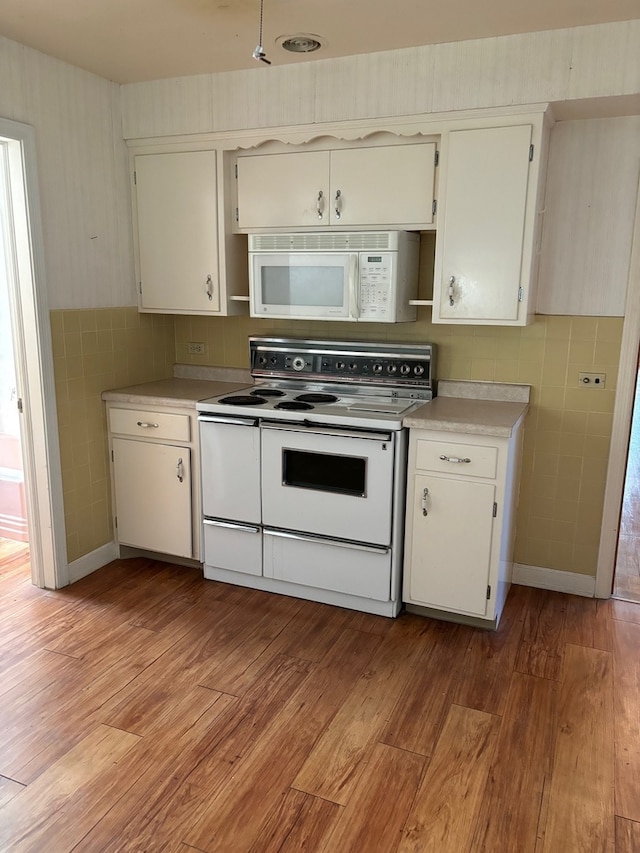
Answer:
(248, 231, 419, 322)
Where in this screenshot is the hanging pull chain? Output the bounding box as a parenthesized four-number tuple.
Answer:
(252, 0, 271, 64)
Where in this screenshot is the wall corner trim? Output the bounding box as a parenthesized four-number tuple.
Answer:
(66, 541, 118, 586)
(513, 563, 596, 598)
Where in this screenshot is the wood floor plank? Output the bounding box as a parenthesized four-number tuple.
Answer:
(453, 584, 527, 716)
(515, 590, 567, 680)
(318, 742, 425, 853)
(79, 654, 313, 852)
(615, 817, 640, 852)
(182, 627, 380, 852)
(398, 703, 500, 853)
(292, 614, 433, 804)
(0, 724, 140, 852)
(564, 594, 613, 651)
(0, 775, 24, 808)
(471, 672, 558, 852)
(611, 598, 640, 625)
(381, 620, 475, 755)
(247, 789, 341, 853)
(541, 644, 615, 852)
(612, 619, 640, 822)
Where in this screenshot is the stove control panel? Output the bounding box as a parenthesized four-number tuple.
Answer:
(250, 337, 436, 394)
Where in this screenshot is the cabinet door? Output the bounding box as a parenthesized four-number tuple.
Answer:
(134, 150, 220, 312)
(435, 124, 532, 323)
(407, 473, 495, 616)
(112, 438, 192, 558)
(236, 151, 330, 228)
(330, 144, 436, 226)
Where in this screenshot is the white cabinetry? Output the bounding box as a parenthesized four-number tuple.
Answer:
(433, 118, 550, 326)
(403, 425, 524, 628)
(131, 147, 248, 315)
(235, 142, 437, 230)
(106, 404, 201, 560)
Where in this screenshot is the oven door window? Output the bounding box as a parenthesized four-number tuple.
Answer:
(282, 448, 366, 497)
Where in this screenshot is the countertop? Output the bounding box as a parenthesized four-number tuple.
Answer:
(101, 369, 252, 408)
(403, 380, 530, 437)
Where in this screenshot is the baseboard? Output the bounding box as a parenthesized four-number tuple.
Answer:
(67, 541, 118, 585)
(512, 563, 596, 597)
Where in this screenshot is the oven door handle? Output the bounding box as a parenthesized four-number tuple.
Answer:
(203, 518, 260, 534)
(264, 527, 390, 554)
(260, 421, 392, 442)
(198, 415, 259, 427)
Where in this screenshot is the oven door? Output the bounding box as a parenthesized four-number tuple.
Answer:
(261, 422, 395, 546)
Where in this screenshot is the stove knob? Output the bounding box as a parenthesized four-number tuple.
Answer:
(270, 356, 278, 365)
(387, 364, 397, 374)
(372, 363, 383, 374)
(414, 364, 425, 376)
(292, 356, 306, 371)
(336, 361, 345, 370)
(258, 355, 268, 366)
(349, 362, 358, 371)
(400, 364, 411, 375)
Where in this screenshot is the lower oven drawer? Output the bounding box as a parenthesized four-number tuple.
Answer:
(203, 519, 262, 576)
(263, 529, 391, 602)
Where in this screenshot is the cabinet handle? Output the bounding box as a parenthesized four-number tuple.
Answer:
(334, 189, 342, 220)
(176, 457, 184, 483)
(206, 274, 214, 301)
(136, 421, 159, 429)
(448, 275, 455, 307)
(421, 487, 429, 516)
(316, 190, 324, 219)
(439, 454, 471, 464)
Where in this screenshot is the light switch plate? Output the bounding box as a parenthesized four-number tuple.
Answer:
(578, 372, 606, 388)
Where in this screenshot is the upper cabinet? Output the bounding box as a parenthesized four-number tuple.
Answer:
(234, 142, 437, 231)
(432, 117, 550, 326)
(131, 147, 248, 315)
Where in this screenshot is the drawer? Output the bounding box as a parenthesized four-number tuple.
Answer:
(203, 519, 262, 576)
(415, 438, 498, 479)
(108, 408, 191, 442)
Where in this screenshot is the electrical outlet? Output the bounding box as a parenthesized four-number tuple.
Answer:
(188, 342, 205, 354)
(578, 372, 606, 388)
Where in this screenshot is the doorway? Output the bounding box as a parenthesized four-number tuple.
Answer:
(613, 361, 640, 601)
(0, 118, 66, 589)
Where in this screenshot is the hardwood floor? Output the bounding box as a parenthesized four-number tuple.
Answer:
(614, 371, 640, 603)
(1, 544, 639, 851)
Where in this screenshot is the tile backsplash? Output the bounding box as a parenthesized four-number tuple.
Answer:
(51, 307, 623, 578)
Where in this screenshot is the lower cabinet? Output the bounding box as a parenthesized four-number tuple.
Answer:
(106, 404, 200, 560)
(403, 427, 524, 628)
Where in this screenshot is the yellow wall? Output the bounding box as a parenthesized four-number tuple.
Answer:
(51, 306, 622, 576)
(50, 307, 175, 562)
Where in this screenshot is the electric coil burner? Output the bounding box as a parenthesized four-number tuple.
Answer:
(197, 337, 436, 619)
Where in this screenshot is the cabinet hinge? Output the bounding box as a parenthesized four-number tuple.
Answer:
(235, 207, 239, 223)
(114, 516, 117, 530)
(432, 199, 437, 216)
(235, 163, 238, 179)
(434, 149, 439, 167)
(133, 170, 137, 185)
(518, 286, 523, 302)
(529, 144, 534, 162)
(111, 449, 114, 462)
(487, 584, 491, 599)
(17, 397, 23, 413)
(139, 281, 142, 295)
(492, 502, 497, 518)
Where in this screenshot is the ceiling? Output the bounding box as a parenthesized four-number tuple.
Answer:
(0, 0, 637, 85)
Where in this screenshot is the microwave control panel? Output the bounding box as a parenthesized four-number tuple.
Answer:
(359, 253, 395, 319)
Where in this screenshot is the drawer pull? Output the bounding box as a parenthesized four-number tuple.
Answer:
(137, 421, 159, 429)
(421, 487, 429, 516)
(176, 457, 184, 483)
(439, 454, 471, 464)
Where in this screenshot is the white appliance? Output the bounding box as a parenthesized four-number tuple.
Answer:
(197, 336, 436, 617)
(248, 231, 419, 322)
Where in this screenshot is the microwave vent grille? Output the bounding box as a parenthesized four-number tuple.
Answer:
(249, 232, 397, 252)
